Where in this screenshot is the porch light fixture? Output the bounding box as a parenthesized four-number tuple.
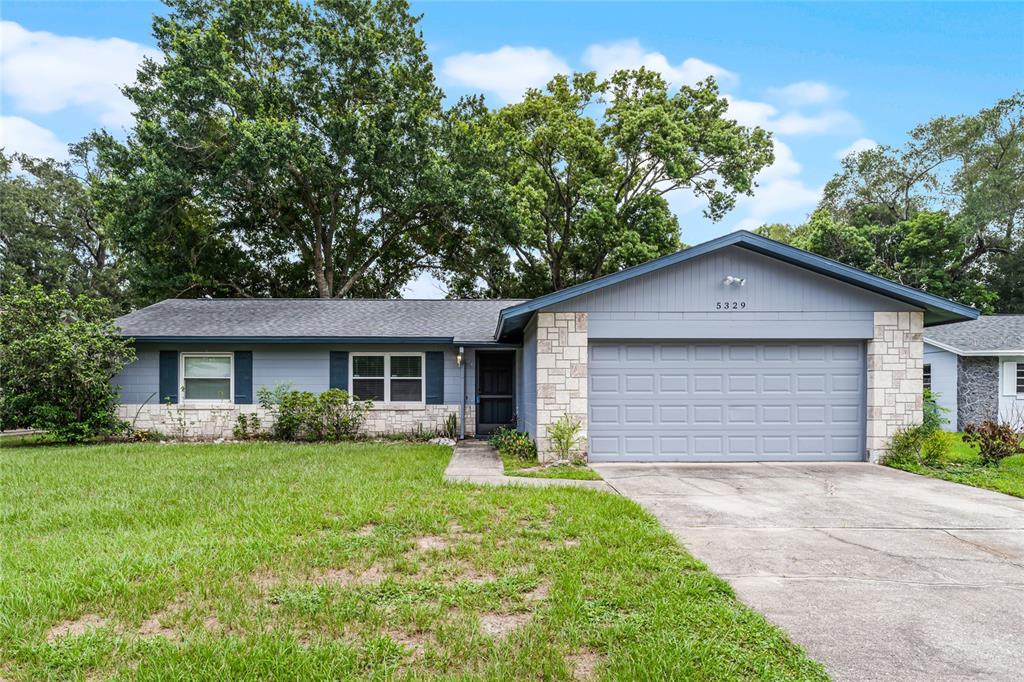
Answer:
(723, 275, 746, 287)
(456, 346, 464, 366)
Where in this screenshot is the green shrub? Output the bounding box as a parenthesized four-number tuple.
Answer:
(884, 424, 954, 468)
(548, 414, 584, 463)
(922, 388, 949, 433)
(963, 420, 1024, 465)
(440, 412, 458, 440)
(232, 412, 262, 440)
(257, 385, 370, 441)
(491, 426, 537, 461)
(0, 282, 135, 443)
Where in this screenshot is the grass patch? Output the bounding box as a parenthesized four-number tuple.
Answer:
(886, 432, 1024, 498)
(0, 441, 826, 680)
(500, 452, 603, 481)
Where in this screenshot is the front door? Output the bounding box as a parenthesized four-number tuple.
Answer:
(477, 350, 515, 436)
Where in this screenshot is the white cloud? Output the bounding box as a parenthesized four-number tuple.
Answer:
(767, 81, 844, 107)
(772, 109, 860, 136)
(725, 96, 778, 128)
(835, 137, 878, 160)
(0, 116, 67, 160)
(442, 46, 570, 102)
(0, 20, 159, 127)
(758, 139, 801, 182)
(581, 39, 737, 89)
(725, 95, 858, 136)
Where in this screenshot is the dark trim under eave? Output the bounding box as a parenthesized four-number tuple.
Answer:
(122, 336, 457, 344)
(121, 336, 526, 346)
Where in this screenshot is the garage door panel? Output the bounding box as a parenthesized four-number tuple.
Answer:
(589, 341, 865, 462)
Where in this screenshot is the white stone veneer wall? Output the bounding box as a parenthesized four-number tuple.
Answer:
(535, 312, 588, 462)
(866, 311, 924, 462)
(117, 403, 474, 440)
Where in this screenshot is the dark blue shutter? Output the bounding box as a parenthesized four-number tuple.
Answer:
(159, 351, 178, 404)
(329, 351, 349, 391)
(234, 351, 253, 404)
(425, 351, 444, 405)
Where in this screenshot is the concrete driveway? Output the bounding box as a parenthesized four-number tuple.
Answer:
(592, 462, 1024, 681)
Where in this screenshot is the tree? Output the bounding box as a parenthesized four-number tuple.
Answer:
(0, 145, 123, 307)
(110, 0, 462, 299)
(0, 282, 135, 442)
(443, 70, 774, 297)
(817, 92, 1023, 311)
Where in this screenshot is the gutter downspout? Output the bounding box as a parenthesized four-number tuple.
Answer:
(459, 346, 466, 440)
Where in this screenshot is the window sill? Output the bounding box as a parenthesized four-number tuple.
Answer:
(368, 402, 429, 411)
(175, 402, 234, 409)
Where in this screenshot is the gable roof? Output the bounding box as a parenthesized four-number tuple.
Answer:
(495, 230, 978, 339)
(116, 298, 526, 344)
(924, 315, 1024, 355)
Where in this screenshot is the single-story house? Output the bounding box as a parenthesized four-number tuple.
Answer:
(923, 316, 1024, 431)
(113, 230, 977, 462)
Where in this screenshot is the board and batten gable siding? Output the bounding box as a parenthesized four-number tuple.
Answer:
(545, 246, 920, 339)
(519, 315, 538, 438)
(923, 342, 958, 432)
(113, 343, 474, 406)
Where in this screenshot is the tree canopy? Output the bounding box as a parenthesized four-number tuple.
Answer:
(442, 71, 774, 298)
(105, 0, 465, 299)
(761, 92, 1023, 313)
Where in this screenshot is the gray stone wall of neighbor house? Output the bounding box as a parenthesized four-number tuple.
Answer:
(957, 356, 1000, 430)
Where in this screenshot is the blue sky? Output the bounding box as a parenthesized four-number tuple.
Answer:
(2, 1, 1021, 295)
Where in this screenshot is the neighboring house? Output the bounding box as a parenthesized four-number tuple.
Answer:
(113, 230, 976, 462)
(923, 316, 1024, 431)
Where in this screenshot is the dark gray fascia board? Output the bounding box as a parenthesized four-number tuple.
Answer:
(123, 336, 457, 344)
(494, 230, 979, 339)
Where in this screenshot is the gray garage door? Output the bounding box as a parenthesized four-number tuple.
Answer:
(588, 341, 865, 462)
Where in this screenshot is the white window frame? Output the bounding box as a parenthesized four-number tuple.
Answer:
(923, 363, 932, 392)
(180, 352, 234, 404)
(349, 352, 425, 404)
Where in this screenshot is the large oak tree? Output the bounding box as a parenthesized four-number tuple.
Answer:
(109, 0, 465, 299)
(443, 70, 775, 298)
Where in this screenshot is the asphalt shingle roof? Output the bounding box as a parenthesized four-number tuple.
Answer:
(116, 298, 527, 343)
(924, 315, 1024, 354)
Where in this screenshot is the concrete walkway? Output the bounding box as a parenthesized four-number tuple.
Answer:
(593, 461, 1024, 682)
(444, 440, 613, 491)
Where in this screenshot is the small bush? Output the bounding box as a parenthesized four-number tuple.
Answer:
(922, 388, 949, 433)
(317, 389, 370, 441)
(440, 412, 458, 440)
(884, 424, 953, 468)
(548, 414, 584, 463)
(232, 413, 262, 440)
(491, 426, 537, 461)
(257, 385, 370, 441)
(963, 420, 1024, 466)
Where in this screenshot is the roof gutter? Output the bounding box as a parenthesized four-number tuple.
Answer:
(924, 337, 1024, 356)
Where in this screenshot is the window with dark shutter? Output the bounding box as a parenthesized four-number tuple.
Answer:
(1017, 363, 1024, 395)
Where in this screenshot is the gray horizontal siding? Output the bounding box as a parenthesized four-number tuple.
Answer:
(113, 343, 474, 406)
(924, 343, 958, 432)
(547, 246, 919, 316)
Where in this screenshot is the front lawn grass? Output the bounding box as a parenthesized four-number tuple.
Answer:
(885, 433, 1024, 499)
(0, 442, 827, 681)
(500, 452, 603, 481)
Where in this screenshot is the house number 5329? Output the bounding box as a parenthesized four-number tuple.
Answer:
(715, 301, 746, 310)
